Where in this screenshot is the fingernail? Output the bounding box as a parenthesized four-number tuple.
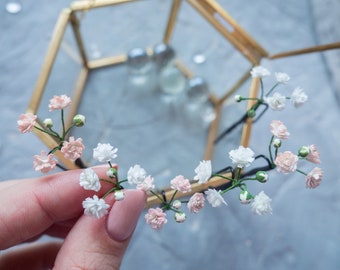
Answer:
(106, 190, 146, 242)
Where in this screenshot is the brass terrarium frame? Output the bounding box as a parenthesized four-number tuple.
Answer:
(26, 0, 340, 207)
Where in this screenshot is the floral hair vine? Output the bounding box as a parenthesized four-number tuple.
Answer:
(18, 65, 322, 230)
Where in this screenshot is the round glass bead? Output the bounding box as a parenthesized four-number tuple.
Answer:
(126, 48, 153, 86)
(152, 43, 175, 70)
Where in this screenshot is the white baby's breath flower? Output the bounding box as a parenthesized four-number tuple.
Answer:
(93, 143, 118, 162)
(79, 168, 101, 191)
(82, 195, 110, 219)
(194, 160, 212, 184)
(229, 146, 255, 168)
(205, 189, 227, 207)
(264, 92, 286, 111)
(250, 66, 271, 78)
(251, 191, 272, 215)
(291, 87, 308, 107)
(127, 164, 147, 185)
(275, 72, 290, 84)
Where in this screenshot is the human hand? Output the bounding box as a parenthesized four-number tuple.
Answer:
(0, 166, 146, 269)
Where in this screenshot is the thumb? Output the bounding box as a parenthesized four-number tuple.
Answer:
(53, 190, 146, 270)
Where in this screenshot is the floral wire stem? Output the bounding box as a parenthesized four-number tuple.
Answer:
(216, 170, 258, 195)
(259, 78, 264, 99)
(63, 124, 76, 138)
(252, 103, 268, 123)
(215, 166, 235, 178)
(149, 189, 187, 214)
(99, 178, 127, 199)
(268, 135, 275, 164)
(168, 190, 178, 204)
(34, 125, 61, 139)
(296, 169, 307, 176)
(214, 99, 267, 144)
(61, 109, 66, 137)
(265, 82, 280, 97)
(102, 187, 117, 199)
(149, 190, 172, 210)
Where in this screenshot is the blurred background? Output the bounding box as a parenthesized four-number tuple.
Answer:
(1, 0, 340, 269)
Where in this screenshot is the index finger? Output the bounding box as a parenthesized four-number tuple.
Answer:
(0, 165, 112, 250)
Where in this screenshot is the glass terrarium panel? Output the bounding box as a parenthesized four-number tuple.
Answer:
(171, 0, 252, 98)
(36, 23, 83, 133)
(78, 0, 173, 60)
(32, 0, 258, 190)
(70, 62, 213, 187)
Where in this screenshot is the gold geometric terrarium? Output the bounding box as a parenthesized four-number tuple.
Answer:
(26, 0, 340, 206)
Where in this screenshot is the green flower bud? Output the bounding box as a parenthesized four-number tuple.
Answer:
(174, 212, 186, 223)
(239, 190, 252, 204)
(234, 95, 243, 102)
(73, 114, 86, 127)
(273, 138, 282, 148)
(256, 171, 269, 183)
(298, 146, 310, 158)
(43, 118, 53, 128)
(107, 167, 118, 178)
(172, 200, 182, 210)
(114, 190, 125, 201)
(247, 109, 256, 118)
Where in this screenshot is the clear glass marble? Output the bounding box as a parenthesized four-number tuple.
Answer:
(126, 48, 153, 87)
(181, 77, 216, 129)
(159, 66, 186, 95)
(153, 43, 175, 71)
(153, 43, 186, 96)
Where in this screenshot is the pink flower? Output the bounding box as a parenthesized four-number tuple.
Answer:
(137, 175, 155, 192)
(274, 151, 298, 173)
(306, 167, 323, 189)
(33, 150, 58, 173)
(48, 94, 71, 111)
(187, 192, 205, 213)
(61, 137, 85, 161)
(170, 175, 191, 193)
(17, 113, 37, 133)
(306, 144, 321, 164)
(145, 208, 167, 230)
(270, 120, 290, 139)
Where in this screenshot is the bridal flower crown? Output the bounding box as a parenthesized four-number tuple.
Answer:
(18, 66, 322, 230)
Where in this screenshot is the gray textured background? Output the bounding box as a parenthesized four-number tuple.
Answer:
(1, 0, 340, 269)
